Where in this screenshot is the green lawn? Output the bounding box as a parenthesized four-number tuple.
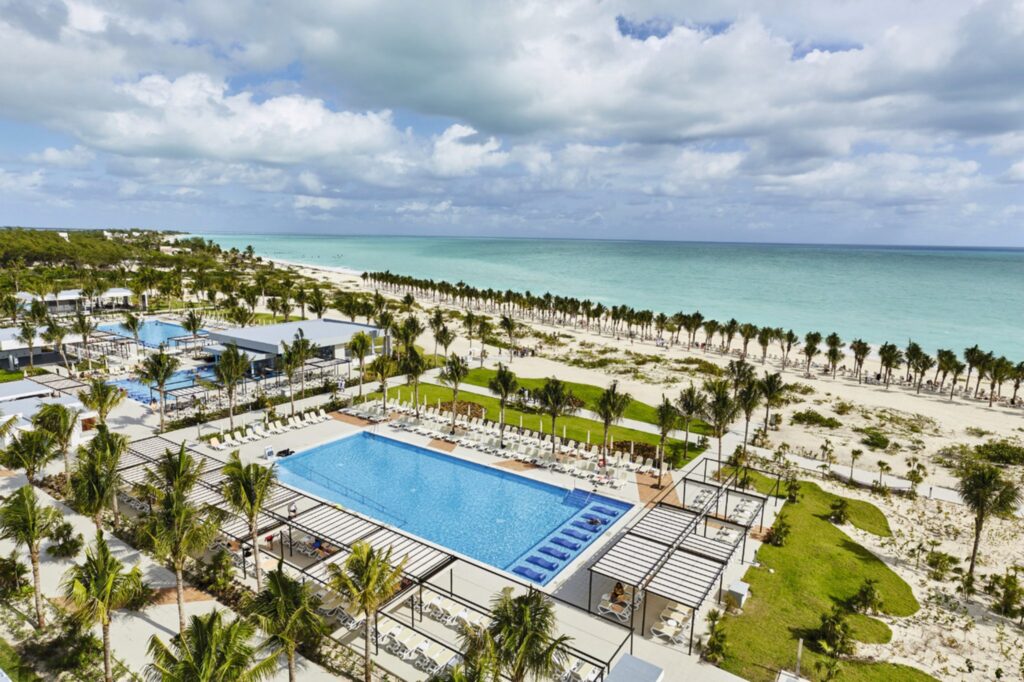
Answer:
(373, 381, 705, 456)
(0, 638, 40, 682)
(0, 368, 25, 383)
(463, 367, 712, 435)
(721, 480, 932, 682)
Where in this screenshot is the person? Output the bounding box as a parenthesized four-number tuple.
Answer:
(611, 582, 628, 605)
(288, 502, 298, 519)
(265, 534, 275, 549)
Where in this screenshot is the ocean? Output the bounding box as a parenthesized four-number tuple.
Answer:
(200, 234, 1023, 358)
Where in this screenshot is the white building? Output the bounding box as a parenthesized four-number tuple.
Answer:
(0, 379, 97, 448)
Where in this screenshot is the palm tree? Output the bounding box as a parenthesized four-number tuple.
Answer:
(464, 587, 570, 682)
(289, 329, 319, 398)
(780, 329, 799, 370)
(850, 448, 863, 481)
(428, 308, 446, 360)
(17, 319, 38, 370)
(675, 383, 706, 463)
(463, 310, 477, 349)
(182, 309, 205, 359)
(596, 381, 632, 459)
(244, 563, 326, 682)
(71, 427, 124, 532)
(499, 314, 516, 361)
(0, 485, 61, 628)
(123, 312, 143, 360)
(476, 317, 493, 367)
(368, 354, 395, 414)
(439, 354, 470, 435)
(702, 379, 738, 470)
(213, 343, 251, 431)
(31, 401, 81, 484)
(1, 429, 58, 485)
(79, 377, 126, 427)
(963, 345, 983, 396)
(736, 381, 763, 456)
(308, 286, 329, 319)
(280, 338, 301, 417)
(147, 610, 276, 682)
(802, 331, 822, 377)
(144, 444, 223, 635)
(824, 333, 845, 379)
(436, 325, 456, 359)
(956, 458, 1022, 585)
(757, 372, 784, 435)
(347, 331, 372, 398)
(401, 347, 427, 418)
(137, 349, 181, 432)
(71, 312, 97, 367)
(654, 396, 677, 487)
(537, 378, 577, 457)
(949, 360, 966, 400)
(849, 339, 871, 382)
(987, 356, 1014, 406)
(222, 452, 276, 592)
(62, 532, 145, 682)
(327, 541, 406, 682)
(42, 318, 73, 375)
(878, 342, 903, 389)
(488, 364, 519, 448)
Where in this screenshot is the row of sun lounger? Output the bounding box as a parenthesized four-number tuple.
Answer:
(206, 410, 330, 450)
(377, 620, 462, 675)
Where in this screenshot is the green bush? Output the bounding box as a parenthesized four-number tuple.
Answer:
(857, 427, 890, 450)
(974, 439, 1024, 465)
(46, 521, 83, 559)
(791, 409, 842, 429)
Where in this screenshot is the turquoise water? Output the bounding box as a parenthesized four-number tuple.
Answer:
(202, 234, 1024, 357)
(99, 320, 195, 348)
(277, 432, 631, 584)
(110, 366, 216, 403)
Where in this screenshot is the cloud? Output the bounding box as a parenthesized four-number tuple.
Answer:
(27, 144, 94, 168)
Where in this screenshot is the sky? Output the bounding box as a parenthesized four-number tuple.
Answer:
(1, 0, 1023, 246)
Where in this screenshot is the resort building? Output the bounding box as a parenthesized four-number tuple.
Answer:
(15, 287, 134, 314)
(206, 318, 385, 372)
(0, 378, 96, 447)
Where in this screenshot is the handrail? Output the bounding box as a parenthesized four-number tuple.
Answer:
(287, 462, 409, 526)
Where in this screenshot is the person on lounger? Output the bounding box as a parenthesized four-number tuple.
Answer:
(611, 582, 629, 605)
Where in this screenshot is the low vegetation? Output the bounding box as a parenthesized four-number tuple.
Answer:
(791, 408, 842, 429)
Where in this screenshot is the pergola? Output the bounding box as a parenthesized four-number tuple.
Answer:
(28, 374, 87, 395)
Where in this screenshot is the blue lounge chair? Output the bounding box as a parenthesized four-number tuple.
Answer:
(539, 546, 570, 560)
(527, 556, 558, 571)
(572, 520, 600, 532)
(582, 514, 609, 525)
(594, 505, 620, 517)
(563, 528, 591, 541)
(551, 537, 580, 551)
(513, 566, 547, 582)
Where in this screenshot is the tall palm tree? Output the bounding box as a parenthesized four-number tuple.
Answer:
(144, 444, 223, 635)
(42, 318, 73, 375)
(802, 331, 822, 377)
(596, 381, 631, 459)
(654, 396, 677, 487)
(182, 309, 205, 359)
(347, 331, 372, 398)
(327, 541, 406, 682)
(62, 532, 145, 682)
(137, 349, 181, 432)
(368, 354, 395, 414)
(736, 381, 763, 456)
(222, 452, 276, 592)
(464, 587, 570, 682)
(702, 379, 738, 470)
(71, 427, 124, 532)
(79, 377, 126, 427)
(428, 308, 446, 360)
(849, 339, 871, 382)
(0, 485, 61, 628)
(214, 343, 251, 431)
(17, 319, 38, 370)
(963, 345, 983, 396)
(71, 311, 97, 367)
(948, 360, 966, 400)
(31, 401, 81, 483)
(537, 378, 577, 457)
(956, 458, 1021, 585)
(824, 333, 844, 379)
(488, 364, 519, 448)
(245, 563, 326, 682)
(289, 329, 318, 398)
(435, 325, 456, 359)
(280, 338, 301, 417)
(0, 429, 58, 485)
(122, 312, 143, 361)
(147, 610, 277, 682)
(439, 354, 470, 435)
(987, 356, 1014, 406)
(675, 383, 706, 463)
(758, 372, 785, 434)
(499, 314, 516, 361)
(308, 286, 329, 320)
(878, 342, 903, 388)
(401, 347, 427, 418)
(780, 329, 799, 370)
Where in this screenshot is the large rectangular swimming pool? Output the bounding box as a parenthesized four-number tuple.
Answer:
(99, 320, 198, 348)
(277, 432, 632, 584)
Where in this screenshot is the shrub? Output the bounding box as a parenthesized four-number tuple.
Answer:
(817, 605, 855, 656)
(828, 499, 850, 524)
(926, 551, 959, 581)
(791, 409, 842, 429)
(974, 439, 1024, 466)
(857, 427, 890, 450)
(702, 609, 727, 664)
(849, 578, 884, 614)
(0, 550, 30, 600)
(766, 513, 791, 547)
(46, 521, 84, 559)
(833, 400, 855, 416)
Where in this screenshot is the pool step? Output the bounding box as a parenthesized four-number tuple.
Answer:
(508, 502, 621, 585)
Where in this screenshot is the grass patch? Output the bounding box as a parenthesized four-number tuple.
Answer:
(462, 367, 712, 435)
(375, 382, 704, 457)
(0, 637, 41, 682)
(720, 480, 925, 682)
(791, 409, 842, 429)
(0, 368, 26, 383)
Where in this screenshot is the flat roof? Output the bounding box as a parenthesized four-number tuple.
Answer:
(0, 379, 52, 403)
(207, 319, 378, 355)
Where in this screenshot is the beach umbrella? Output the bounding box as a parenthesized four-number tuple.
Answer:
(519, 415, 523, 428)
(562, 425, 566, 438)
(587, 431, 590, 444)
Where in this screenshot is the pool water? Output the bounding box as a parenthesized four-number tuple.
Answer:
(277, 432, 632, 584)
(110, 366, 217, 403)
(99, 320, 198, 348)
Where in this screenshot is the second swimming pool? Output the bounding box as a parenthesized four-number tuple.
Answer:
(277, 432, 632, 584)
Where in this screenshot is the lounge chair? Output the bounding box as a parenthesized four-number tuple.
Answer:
(208, 437, 224, 451)
(597, 599, 631, 623)
(539, 545, 570, 561)
(650, 620, 685, 644)
(512, 565, 547, 582)
(572, 662, 599, 682)
(386, 629, 419, 655)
